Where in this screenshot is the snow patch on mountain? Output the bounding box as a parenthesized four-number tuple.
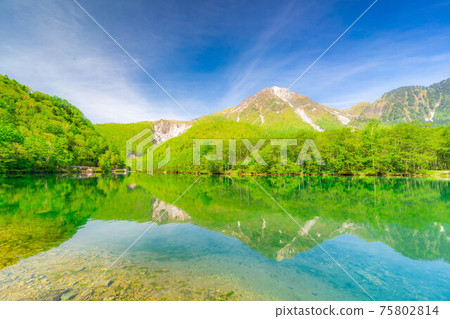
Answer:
(151, 198, 191, 222)
(337, 114, 351, 125)
(271, 86, 324, 131)
(294, 108, 324, 131)
(426, 103, 439, 122)
(271, 86, 293, 99)
(298, 217, 319, 236)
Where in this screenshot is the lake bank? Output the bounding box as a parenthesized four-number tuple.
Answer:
(2, 169, 449, 178)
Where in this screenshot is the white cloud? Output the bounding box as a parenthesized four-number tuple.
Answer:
(0, 0, 190, 123)
(1, 0, 449, 122)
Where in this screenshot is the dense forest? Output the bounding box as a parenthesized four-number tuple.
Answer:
(95, 121, 154, 159)
(0, 75, 123, 174)
(150, 119, 450, 176)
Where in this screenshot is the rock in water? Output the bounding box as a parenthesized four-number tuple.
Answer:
(60, 291, 77, 301)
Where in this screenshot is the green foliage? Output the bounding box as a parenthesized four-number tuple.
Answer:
(349, 78, 450, 126)
(94, 121, 154, 159)
(98, 149, 124, 171)
(0, 74, 117, 173)
(149, 120, 449, 176)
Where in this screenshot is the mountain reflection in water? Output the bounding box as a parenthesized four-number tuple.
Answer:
(0, 174, 448, 300)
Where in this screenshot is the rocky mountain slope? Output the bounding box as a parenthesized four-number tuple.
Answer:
(152, 120, 192, 145)
(209, 86, 353, 131)
(207, 78, 450, 131)
(349, 78, 450, 126)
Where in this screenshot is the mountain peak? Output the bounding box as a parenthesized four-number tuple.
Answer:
(261, 86, 295, 99)
(213, 86, 333, 131)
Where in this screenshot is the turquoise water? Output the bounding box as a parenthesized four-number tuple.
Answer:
(0, 174, 449, 300)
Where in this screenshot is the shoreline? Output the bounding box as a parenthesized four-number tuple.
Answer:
(158, 171, 450, 178)
(2, 171, 449, 179)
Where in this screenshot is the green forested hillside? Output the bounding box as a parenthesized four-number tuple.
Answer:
(349, 78, 450, 126)
(429, 78, 450, 124)
(94, 113, 449, 176)
(95, 121, 154, 159)
(150, 120, 449, 175)
(0, 74, 122, 173)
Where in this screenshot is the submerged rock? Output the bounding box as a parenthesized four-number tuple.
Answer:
(60, 291, 77, 301)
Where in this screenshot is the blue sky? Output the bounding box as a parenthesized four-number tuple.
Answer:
(1, 0, 450, 123)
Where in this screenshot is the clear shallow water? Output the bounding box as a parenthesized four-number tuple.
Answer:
(0, 174, 448, 300)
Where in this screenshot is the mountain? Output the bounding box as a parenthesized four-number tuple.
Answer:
(348, 78, 450, 126)
(0, 74, 121, 173)
(206, 79, 450, 131)
(207, 86, 352, 132)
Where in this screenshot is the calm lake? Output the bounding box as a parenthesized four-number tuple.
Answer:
(0, 174, 449, 301)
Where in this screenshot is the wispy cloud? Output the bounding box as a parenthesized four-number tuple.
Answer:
(0, 0, 187, 123)
(1, 0, 449, 121)
(216, 0, 317, 108)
